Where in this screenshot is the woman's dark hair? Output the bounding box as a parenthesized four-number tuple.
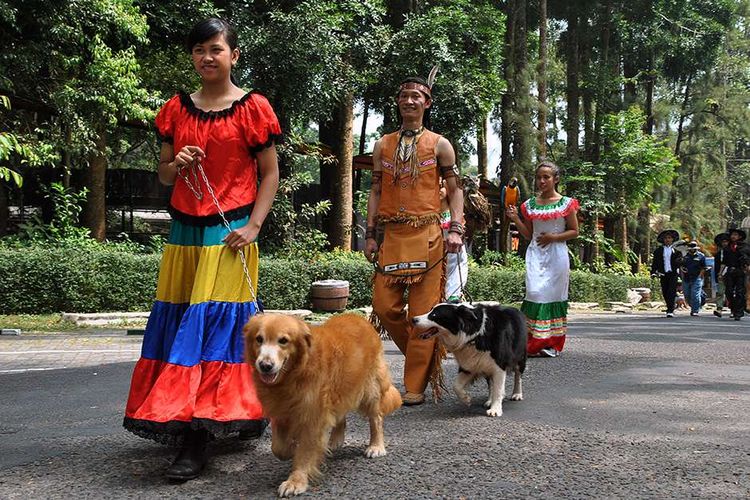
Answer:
(186, 18, 238, 53)
(536, 159, 560, 178)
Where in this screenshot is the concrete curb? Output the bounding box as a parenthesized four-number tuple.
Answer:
(61, 309, 316, 327)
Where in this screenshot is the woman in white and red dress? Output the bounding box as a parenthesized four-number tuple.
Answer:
(506, 161, 579, 357)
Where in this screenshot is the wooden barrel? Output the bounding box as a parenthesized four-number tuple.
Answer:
(310, 280, 350, 312)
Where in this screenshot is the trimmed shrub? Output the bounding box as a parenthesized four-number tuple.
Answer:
(0, 247, 648, 314)
(257, 259, 316, 310)
(465, 266, 525, 303)
(0, 248, 159, 314)
(258, 255, 373, 310)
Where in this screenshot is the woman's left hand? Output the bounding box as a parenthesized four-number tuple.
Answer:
(223, 224, 259, 250)
(536, 232, 557, 248)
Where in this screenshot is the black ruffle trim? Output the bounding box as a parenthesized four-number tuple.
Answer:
(123, 417, 267, 446)
(168, 202, 254, 227)
(155, 127, 173, 145)
(249, 133, 284, 154)
(178, 91, 256, 121)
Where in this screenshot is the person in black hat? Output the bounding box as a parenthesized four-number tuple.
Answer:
(681, 241, 708, 316)
(712, 232, 730, 317)
(651, 229, 682, 317)
(722, 228, 749, 320)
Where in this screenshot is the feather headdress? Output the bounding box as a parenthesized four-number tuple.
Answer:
(427, 65, 439, 89)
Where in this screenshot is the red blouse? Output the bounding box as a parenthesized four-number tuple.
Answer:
(155, 92, 282, 225)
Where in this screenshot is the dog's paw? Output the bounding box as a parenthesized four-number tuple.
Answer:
(510, 393, 523, 401)
(454, 385, 472, 406)
(328, 434, 345, 451)
(278, 477, 308, 497)
(486, 407, 503, 417)
(365, 445, 387, 458)
(457, 393, 471, 406)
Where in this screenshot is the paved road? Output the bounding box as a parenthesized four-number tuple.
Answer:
(0, 313, 749, 499)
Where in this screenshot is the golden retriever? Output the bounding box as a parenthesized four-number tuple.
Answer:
(244, 313, 401, 497)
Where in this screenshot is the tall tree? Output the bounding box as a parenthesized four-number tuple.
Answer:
(537, 0, 548, 157)
(0, 0, 152, 240)
(564, 3, 580, 160)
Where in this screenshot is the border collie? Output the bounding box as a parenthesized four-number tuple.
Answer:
(412, 303, 526, 417)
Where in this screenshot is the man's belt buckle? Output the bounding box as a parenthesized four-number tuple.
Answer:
(383, 261, 428, 272)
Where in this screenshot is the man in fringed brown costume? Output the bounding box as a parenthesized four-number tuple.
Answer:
(364, 72, 464, 405)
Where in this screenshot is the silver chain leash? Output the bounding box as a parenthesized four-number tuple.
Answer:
(184, 157, 258, 305)
(176, 163, 203, 200)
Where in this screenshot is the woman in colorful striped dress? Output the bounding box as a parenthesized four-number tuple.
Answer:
(506, 161, 579, 357)
(123, 18, 281, 480)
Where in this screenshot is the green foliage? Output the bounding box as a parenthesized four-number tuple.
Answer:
(0, 247, 159, 314)
(260, 135, 332, 259)
(373, 0, 506, 153)
(236, 0, 388, 124)
(7, 183, 91, 243)
(568, 270, 627, 303)
(478, 250, 526, 270)
(1, 94, 59, 181)
(466, 266, 526, 303)
(1, 1, 152, 150)
(726, 161, 750, 222)
(0, 245, 642, 314)
(600, 107, 679, 210)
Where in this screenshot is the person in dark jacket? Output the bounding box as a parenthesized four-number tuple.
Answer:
(651, 229, 682, 318)
(722, 228, 749, 321)
(681, 241, 708, 316)
(712, 232, 730, 318)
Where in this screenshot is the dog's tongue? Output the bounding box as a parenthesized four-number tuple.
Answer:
(419, 328, 438, 339)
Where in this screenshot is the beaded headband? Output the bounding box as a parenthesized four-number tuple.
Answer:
(397, 66, 439, 100)
(398, 82, 432, 98)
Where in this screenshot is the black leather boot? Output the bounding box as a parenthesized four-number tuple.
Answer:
(238, 419, 268, 440)
(165, 429, 208, 481)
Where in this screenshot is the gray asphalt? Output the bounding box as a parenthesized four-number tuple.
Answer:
(0, 314, 749, 499)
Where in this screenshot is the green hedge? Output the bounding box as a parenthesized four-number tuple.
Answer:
(0, 248, 160, 314)
(0, 247, 653, 314)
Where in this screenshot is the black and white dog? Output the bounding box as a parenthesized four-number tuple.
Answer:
(412, 303, 527, 417)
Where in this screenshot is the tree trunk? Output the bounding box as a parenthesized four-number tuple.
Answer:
(594, 0, 615, 164)
(718, 140, 727, 227)
(84, 127, 107, 241)
(623, 56, 637, 108)
(635, 205, 650, 272)
(359, 99, 369, 155)
(581, 23, 594, 162)
(476, 114, 488, 179)
(62, 126, 72, 189)
(617, 208, 629, 264)
(670, 74, 692, 210)
(565, 5, 580, 159)
(0, 184, 8, 236)
(321, 95, 355, 250)
(587, 0, 613, 266)
(637, 49, 656, 272)
(512, 0, 531, 174)
(644, 65, 655, 134)
(319, 116, 336, 245)
(331, 92, 354, 250)
(498, 0, 516, 253)
(537, 0, 548, 157)
(603, 216, 615, 265)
